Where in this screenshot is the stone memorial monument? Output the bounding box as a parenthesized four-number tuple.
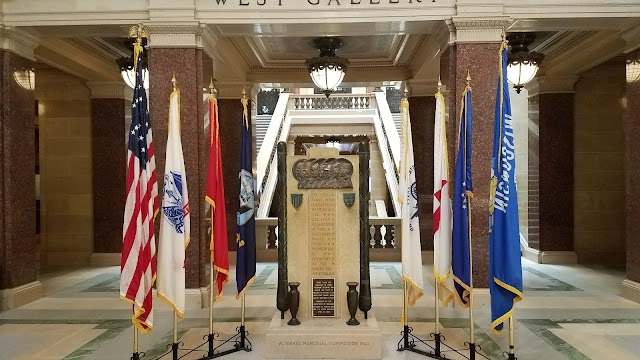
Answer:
(266, 142, 381, 359)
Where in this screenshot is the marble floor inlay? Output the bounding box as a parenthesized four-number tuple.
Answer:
(0, 259, 638, 359)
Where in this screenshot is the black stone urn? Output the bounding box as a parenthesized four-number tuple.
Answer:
(287, 282, 301, 326)
(346, 282, 360, 326)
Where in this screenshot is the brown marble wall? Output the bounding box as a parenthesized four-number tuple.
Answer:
(529, 93, 574, 251)
(0, 51, 37, 289)
(409, 96, 435, 250)
(443, 43, 501, 288)
(148, 48, 212, 288)
(217, 97, 251, 252)
(625, 50, 640, 282)
(92, 99, 126, 253)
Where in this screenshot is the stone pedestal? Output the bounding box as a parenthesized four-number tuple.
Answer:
(266, 312, 381, 359)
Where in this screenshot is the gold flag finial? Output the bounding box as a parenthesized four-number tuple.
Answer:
(437, 76, 442, 93)
(172, 73, 177, 91)
(403, 85, 409, 99)
(242, 87, 247, 99)
(466, 71, 471, 87)
(209, 78, 217, 97)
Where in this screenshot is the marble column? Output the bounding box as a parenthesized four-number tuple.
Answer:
(0, 49, 41, 309)
(216, 83, 253, 252)
(524, 77, 578, 264)
(441, 19, 508, 287)
(622, 50, 640, 303)
(148, 41, 213, 290)
(407, 93, 436, 251)
(88, 83, 130, 262)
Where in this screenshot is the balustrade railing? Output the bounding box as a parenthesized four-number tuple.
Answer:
(291, 94, 372, 110)
(256, 217, 400, 251)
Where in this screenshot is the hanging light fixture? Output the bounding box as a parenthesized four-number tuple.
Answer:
(506, 33, 544, 94)
(627, 58, 640, 83)
(13, 68, 35, 91)
(305, 37, 350, 98)
(116, 37, 149, 90)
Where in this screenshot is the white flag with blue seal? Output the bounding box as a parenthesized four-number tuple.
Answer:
(399, 95, 424, 307)
(157, 86, 191, 317)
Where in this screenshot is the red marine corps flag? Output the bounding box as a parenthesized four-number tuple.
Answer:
(120, 38, 159, 333)
(205, 81, 230, 297)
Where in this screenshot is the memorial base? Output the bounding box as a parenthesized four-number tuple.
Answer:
(265, 311, 381, 359)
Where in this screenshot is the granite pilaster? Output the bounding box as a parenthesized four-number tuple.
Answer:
(529, 93, 574, 252)
(408, 96, 435, 251)
(443, 43, 501, 288)
(0, 50, 38, 291)
(148, 48, 211, 288)
(91, 98, 126, 254)
(625, 50, 640, 284)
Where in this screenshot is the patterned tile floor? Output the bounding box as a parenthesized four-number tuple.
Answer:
(1, 259, 639, 359)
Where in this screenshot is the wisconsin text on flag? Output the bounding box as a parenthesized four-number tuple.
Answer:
(157, 81, 191, 317)
(433, 90, 455, 307)
(120, 40, 159, 333)
(205, 86, 230, 298)
(236, 92, 257, 298)
(399, 94, 424, 307)
(489, 41, 524, 334)
(451, 82, 473, 307)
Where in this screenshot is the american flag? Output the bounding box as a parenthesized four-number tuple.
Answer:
(120, 42, 159, 333)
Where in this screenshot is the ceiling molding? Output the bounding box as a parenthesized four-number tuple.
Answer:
(0, 26, 39, 61)
(35, 38, 121, 81)
(215, 81, 255, 99)
(87, 81, 133, 99)
(525, 76, 578, 97)
(235, 34, 415, 69)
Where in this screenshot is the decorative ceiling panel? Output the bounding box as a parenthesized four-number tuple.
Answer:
(231, 34, 421, 69)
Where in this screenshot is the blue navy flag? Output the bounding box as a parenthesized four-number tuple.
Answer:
(489, 43, 524, 333)
(236, 93, 256, 298)
(451, 85, 473, 307)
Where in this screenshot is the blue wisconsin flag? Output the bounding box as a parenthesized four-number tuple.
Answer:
(452, 84, 473, 307)
(489, 43, 524, 333)
(236, 92, 256, 298)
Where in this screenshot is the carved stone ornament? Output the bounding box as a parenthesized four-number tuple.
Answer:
(291, 194, 303, 209)
(343, 193, 355, 208)
(292, 158, 353, 189)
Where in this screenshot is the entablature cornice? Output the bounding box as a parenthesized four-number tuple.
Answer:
(0, 25, 39, 61)
(525, 76, 578, 97)
(447, 17, 512, 44)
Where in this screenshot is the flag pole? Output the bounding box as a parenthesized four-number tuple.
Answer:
(465, 71, 477, 360)
(132, 325, 140, 360)
(432, 77, 443, 359)
(508, 316, 516, 360)
(206, 79, 217, 359)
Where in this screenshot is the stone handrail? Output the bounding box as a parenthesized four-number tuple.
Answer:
(372, 108, 401, 216)
(373, 91, 400, 171)
(256, 92, 290, 198)
(291, 93, 373, 110)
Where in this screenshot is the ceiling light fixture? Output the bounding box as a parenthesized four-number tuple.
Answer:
(506, 33, 544, 94)
(13, 68, 35, 91)
(306, 37, 350, 98)
(116, 37, 149, 90)
(627, 58, 640, 83)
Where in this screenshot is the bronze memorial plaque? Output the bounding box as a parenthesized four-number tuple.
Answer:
(312, 278, 335, 317)
(292, 158, 354, 189)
